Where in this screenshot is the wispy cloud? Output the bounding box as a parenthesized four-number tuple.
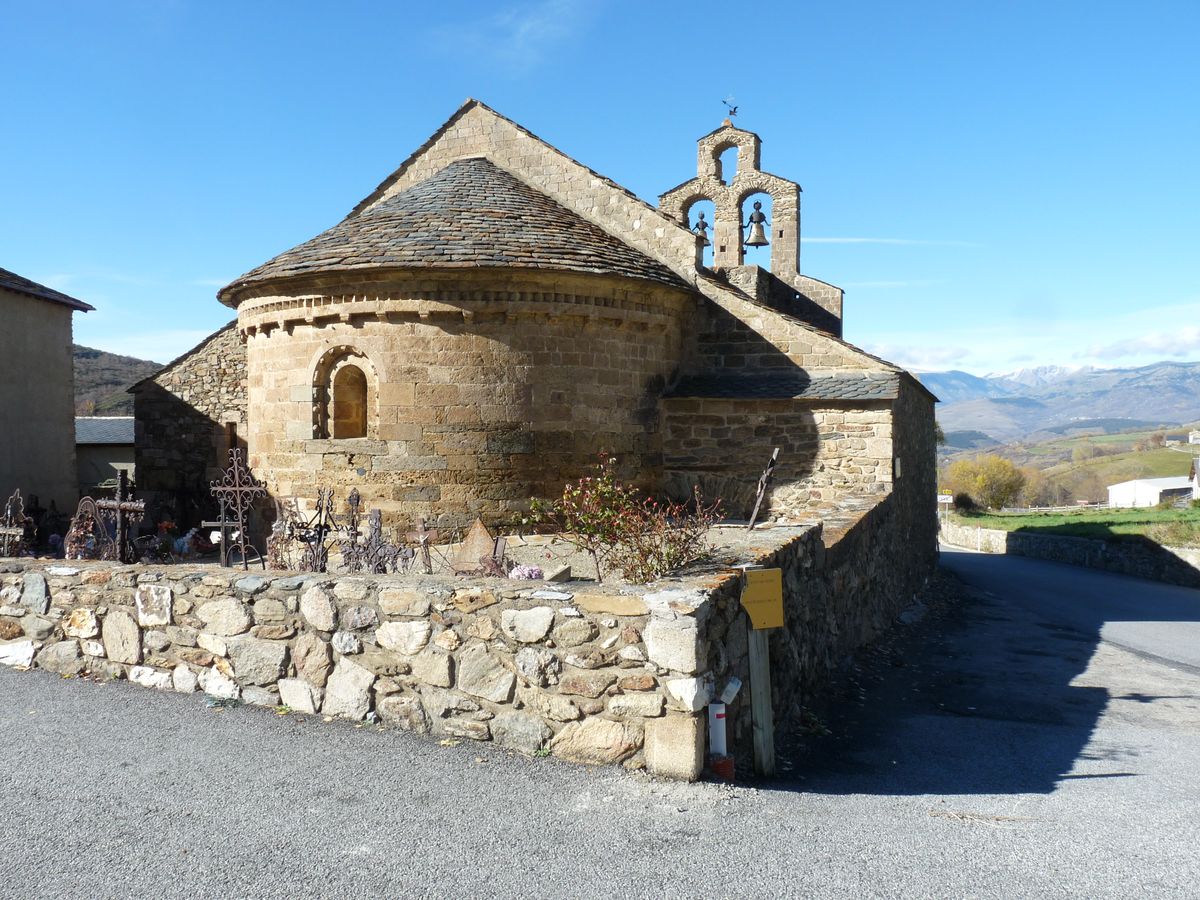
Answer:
(436, 0, 594, 70)
(190, 278, 229, 288)
(1086, 325, 1200, 361)
(806, 237, 980, 247)
(862, 343, 971, 371)
(853, 299, 1200, 374)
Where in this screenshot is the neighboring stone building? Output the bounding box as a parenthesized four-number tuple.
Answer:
(140, 100, 937, 569)
(129, 322, 246, 524)
(0, 267, 93, 512)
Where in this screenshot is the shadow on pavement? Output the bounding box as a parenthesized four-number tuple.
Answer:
(766, 550, 1200, 796)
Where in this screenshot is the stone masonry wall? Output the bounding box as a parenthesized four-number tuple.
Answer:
(132, 322, 247, 526)
(0, 561, 707, 780)
(241, 279, 693, 529)
(661, 398, 893, 519)
(1, 487, 939, 781)
(889, 375, 940, 575)
(704, 497, 936, 769)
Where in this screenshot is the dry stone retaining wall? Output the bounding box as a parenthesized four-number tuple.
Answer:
(940, 519, 1200, 588)
(1, 491, 937, 780)
(0, 560, 706, 779)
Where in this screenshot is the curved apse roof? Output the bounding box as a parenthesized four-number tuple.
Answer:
(219, 157, 688, 304)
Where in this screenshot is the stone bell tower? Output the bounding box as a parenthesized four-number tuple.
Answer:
(659, 119, 844, 337)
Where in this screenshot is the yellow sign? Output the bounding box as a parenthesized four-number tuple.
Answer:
(739, 568, 784, 630)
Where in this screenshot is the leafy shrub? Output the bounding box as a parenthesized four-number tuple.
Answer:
(530, 456, 721, 583)
(608, 489, 722, 584)
(945, 455, 1026, 509)
(953, 492, 977, 512)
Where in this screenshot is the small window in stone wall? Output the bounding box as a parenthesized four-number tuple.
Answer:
(314, 349, 374, 440)
(332, 365, 367, 439)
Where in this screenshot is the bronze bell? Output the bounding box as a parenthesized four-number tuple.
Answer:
(744, 200, 770, 247)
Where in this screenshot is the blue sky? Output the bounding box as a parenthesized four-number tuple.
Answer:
(3, 0, 1197, 374)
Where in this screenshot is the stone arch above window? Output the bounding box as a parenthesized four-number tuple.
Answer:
(312, 347, 377, 440)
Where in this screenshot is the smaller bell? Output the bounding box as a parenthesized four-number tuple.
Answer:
(745, 223, 769, 247)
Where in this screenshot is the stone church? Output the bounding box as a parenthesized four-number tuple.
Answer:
(134, 100, 936, 555)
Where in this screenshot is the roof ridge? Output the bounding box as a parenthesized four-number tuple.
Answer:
(128, 320, 240, 392)
(0, 267, 94, 312)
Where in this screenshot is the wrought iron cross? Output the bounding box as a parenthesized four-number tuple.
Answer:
(201, 498, 239, 568)
(209, 449, 267, 570)
(95, 471, 145, 563)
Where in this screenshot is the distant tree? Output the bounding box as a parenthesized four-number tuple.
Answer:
(1019, 467, 1059, 507)
(935, 422, 946, 446)
(945, 454, 1027, 509)
(1149, 431, 1166, 448)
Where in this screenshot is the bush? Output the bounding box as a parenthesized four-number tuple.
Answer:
(953, 492, 977, 512)
(608, 489, 721, 584)
(529, 456, 721, 583)
(945, 454, 1027, 509)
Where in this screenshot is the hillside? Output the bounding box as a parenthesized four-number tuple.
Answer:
(1040, 446, 1193, 503)
(920, 361, 1200, 442)
(73, 346, 162, 415)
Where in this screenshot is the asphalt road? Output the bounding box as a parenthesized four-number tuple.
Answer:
(940, 547, 1200, 670)
(1, 551, 1198, 899)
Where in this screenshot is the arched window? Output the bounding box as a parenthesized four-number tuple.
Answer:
(715, 145, 739, 184)
(332, 365, 367, 438)
(313, 348, 375, 440)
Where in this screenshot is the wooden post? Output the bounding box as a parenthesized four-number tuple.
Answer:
(748, 628, 776, 777)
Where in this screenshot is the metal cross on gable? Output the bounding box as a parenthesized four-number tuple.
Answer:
(209, 449, 267, 570)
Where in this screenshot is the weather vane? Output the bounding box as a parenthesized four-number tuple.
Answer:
(722, 96, 738, 118)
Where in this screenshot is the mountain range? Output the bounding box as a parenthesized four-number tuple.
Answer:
(918, 362, 1200, 443)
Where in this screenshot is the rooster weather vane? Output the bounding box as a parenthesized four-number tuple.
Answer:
(722, 96, 738, 118)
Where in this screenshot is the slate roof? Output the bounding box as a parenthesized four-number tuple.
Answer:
(0, 267, 94, 312)
(665, 372, 900, 401)
(76, 417, 135, 445)
(220, 157, 688, 301)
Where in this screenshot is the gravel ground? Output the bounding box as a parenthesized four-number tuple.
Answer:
(1, 551, 1198, 899)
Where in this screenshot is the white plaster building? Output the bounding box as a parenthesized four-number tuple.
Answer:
(1107, 476, 1193, 508)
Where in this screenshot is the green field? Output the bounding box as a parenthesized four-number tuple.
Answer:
(951, 505, 1200, 545)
